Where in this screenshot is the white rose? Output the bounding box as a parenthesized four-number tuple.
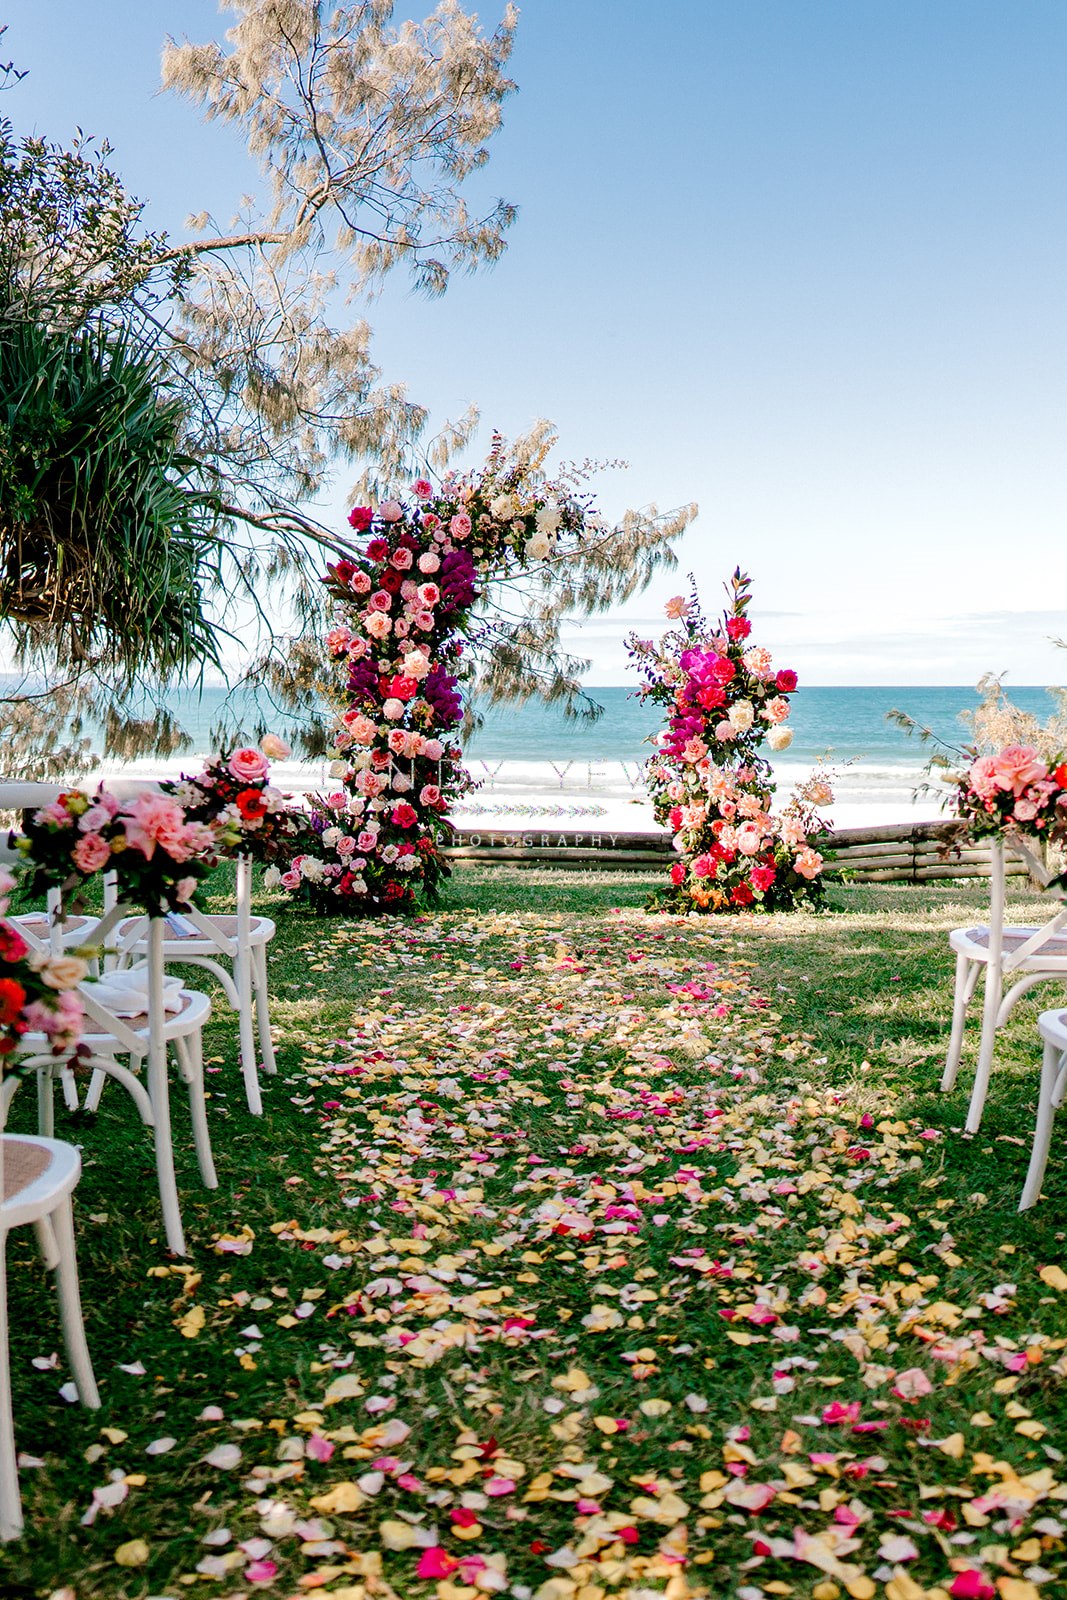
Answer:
(767, 726, 793, 752)
(524, 532, 552, 562)
(730, 700, 755, 731)
(491, 493, 519, 520)
(535, 502, 561, 534)
(321, 827, 341, 848)
(391, 773, 412, 793)
(300, 857, 326, 883)
(380, 844, 399, 864)
(328, 760, 349, 778)
(263, 866, 283, 890)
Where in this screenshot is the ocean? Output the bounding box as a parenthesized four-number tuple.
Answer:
(60, 680, 1063, 831)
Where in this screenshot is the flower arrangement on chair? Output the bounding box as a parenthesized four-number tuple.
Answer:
(0, 869, 84, 1062)
(628, 570, 829, 913)
(17, 789, 221, 915)
(950, 745, 1067, 850)
(285, 442, 600, 915)
(167, 738, 308, 867)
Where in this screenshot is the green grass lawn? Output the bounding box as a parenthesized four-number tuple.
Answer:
(2, 867, 1066, 1600)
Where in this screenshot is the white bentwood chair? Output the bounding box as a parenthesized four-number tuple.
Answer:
(941, 836, 1067, 1133)
(5, 905, 217, 1258)
(0, 1133, 100, 1540)
(1019, 1009, 1067, 1211)
(105, 856, 277, 1115)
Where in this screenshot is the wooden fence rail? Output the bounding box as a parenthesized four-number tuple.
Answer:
(443, 820, 1038, 882)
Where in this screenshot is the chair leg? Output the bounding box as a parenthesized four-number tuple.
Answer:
(965, 957, 1004, 1135)
(1020, 1041, 1064, 1211)
(35, 1070, 54, 1138)
(177, 1034, 218, 1191)
(146, 1052, 185, 1257)
(59, 1064, 79, 1114)
(49, 1196, 100, 1409)
(0, 1231, 23, 1540)
(253, 943, 276, 1077)
(942, 952, 977, 1092)
(233, 945, 262, 1116)
(84, 1066, 108, 1114)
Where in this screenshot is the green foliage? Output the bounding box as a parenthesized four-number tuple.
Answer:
(0, 313, 226, 684)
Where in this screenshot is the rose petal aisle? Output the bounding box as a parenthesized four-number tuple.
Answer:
(2, 885, 1067, 1599)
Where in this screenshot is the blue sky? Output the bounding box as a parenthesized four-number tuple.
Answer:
(4, 1, 1066, 684)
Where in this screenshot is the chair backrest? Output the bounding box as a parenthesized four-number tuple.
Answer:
(990, 833, 1067, 972)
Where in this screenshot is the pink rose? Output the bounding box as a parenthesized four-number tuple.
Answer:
(229, 747, 270, 783)
(357, 831, 378, 852)
(387, 728, 408, 753)
(412, 478, 433, 499)
(968, 754, 999, 800)
(1014, 798, 1039, 822)
(449, 512, 472, 538)
(369, 590, 392, 612)
(335, 836, 357, 856)
(324, 792, 348, 811)
(691, 853, 717, 878)
(382, 698, 405, 720)
(378, 500, 403, 522)
(422, 512, 440, 531)
(364, 611, 392, 638)
(72, 833, 111, 874)
(413, 610, 434, 630)
(350, 570, 372, 594)
(763, 696, 791, 724)
(326, 625, 352, 654)
(121, 793, 189, 860)
(418, 552, 440, 573)
(664, 595, 691, 619)
(280, 869, 301, 890)
(390, 547, 413, 570)
(79, 799, 119, 833)
(422, 739, 444, 761)
(991, 743, 1047, 796)
(174, 876, 198, 906)
(417, 583, 440, 606)
(347, 636, 368, 659)
(419, 784, 442, 806)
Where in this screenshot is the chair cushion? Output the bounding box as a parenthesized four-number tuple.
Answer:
(3, 1138, 51, 1202)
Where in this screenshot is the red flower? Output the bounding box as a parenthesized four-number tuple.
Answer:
(331, 558, 356, 584)
(726, 616, 751, 640)
(750, 864, 776, 892)
(775, 668, 798, 692)
(366, 536, 389, 560)
(391, 803, 418, 829)
(348, 505, 374, 531)
(669, 862, 686, 885)
(235, 789, 269, 821)
(0, 976, 27, 1027)
(0, 924, 29, 963)
(384, 881, 406, 900)
(1054, 762, 1067, 787)
(731, 883, 755, 906)
(381, 567, 403, 594)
